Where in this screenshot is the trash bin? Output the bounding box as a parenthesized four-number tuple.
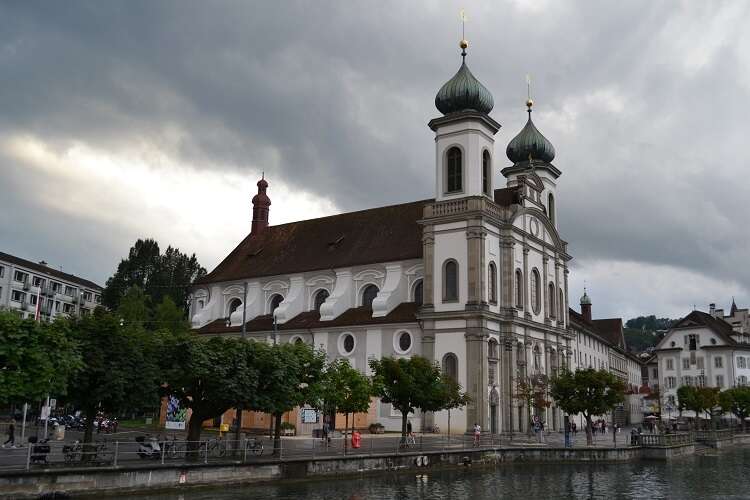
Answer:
(54, 425, 66, 441)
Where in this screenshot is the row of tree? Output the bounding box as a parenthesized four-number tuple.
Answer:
(0, 307, 468, 459)
(676, 385, 750, 428)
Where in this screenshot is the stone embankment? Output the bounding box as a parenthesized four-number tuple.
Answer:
(3, 432, 748, 499)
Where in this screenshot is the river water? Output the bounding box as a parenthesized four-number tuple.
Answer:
(112, 446, 750, 500)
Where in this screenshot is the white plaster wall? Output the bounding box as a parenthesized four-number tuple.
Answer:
(433, 331, 468, 434)
(434, 119, 496, 202)
(433, 228, 468, 312)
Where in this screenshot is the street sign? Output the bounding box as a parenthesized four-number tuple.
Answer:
(40, 406, 50, 420)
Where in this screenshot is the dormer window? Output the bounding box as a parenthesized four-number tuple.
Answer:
(446, 147, 462, 193)
(361, 285, 379, 309)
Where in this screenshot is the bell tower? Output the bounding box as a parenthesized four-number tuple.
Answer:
(429, 40, 500, 202)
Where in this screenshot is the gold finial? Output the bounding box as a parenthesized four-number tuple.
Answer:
(460, 39, 468, 50)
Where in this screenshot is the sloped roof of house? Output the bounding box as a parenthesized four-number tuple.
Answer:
(0, 251, 102, 290)
(670, 310, 738, 345)
(569, 308, 627, 351)
(195, 302, 419, 335)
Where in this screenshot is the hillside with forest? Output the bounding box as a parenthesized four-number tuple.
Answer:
(623, 315, 677, 353)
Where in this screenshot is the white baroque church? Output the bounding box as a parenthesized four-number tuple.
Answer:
(189, 40, 577, 435)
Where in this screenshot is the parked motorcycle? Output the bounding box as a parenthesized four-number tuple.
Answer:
(135, 435, 161, 459)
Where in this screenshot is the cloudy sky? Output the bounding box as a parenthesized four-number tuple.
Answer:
(1, 0, 748, 320)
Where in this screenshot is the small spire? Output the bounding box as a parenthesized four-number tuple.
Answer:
(526, 74, 533, 113)
(459, 9, 468, 60)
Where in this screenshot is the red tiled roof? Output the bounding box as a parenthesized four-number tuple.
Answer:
(0, 251, 102, 290)
(592, 318, 626, 350)
(195, 200, 431, 285)
(195, 302, 419, 335)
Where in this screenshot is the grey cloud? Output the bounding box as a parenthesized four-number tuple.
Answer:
(1, 0, 748, 315)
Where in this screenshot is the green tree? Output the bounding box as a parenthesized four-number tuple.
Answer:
(103, 238, 206, 314)
(67, 311, 162, 452)
(154, 296, 189, 334)
(314, 359, 372, 452)
(369, 356, 468, 440)
(514, 374, 550, 436)
(249, 343, 326, 457)
(678, 386, 720, 428)
(719, 387, 750, 431)
(0, 312, 81, 407)
(161, 335, 262, 460)
(550, 368, 626, 445)
(117, 286, 151, 326)
(439, 377, 471, 440)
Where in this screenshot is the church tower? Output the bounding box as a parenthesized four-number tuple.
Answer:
(429, 40, 500, 202)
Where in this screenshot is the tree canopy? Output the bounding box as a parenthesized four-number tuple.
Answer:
(370, 356, 468, 438)
(0, 312, 81, 407)
(67, 310, 163, 445)
(102, 238, 206, 314)
(719, 387, 750, 429)
(550, 368, 625, 445)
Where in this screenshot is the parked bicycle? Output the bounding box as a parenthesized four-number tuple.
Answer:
(161, 435, 184, 459)
(245, 437, 263, 456)
(206, 437, 227, 458)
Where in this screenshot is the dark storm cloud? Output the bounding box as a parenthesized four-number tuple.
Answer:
(1, 0, 748, 315)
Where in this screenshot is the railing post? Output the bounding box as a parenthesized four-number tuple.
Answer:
(279, 436, 283, 460)
(204, 441, 208, 464)
(25, 443, 32, 471)
(243, 438, 248, 463)
(113, 441, 119, 467)
(161, 440, 166, 464)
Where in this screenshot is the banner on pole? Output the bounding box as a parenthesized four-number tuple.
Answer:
(165, 396, 187, 430)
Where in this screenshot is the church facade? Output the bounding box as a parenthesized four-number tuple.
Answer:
(190, 41, 578, 435)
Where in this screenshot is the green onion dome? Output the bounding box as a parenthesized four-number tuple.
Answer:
(435, 45, 494, 115)
(506, 101, 556, 164)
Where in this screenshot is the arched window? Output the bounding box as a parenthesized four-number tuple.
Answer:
(488, 339, 499, 359)
(515, 269, 523, 308)
(443, 260, 458, 301)
(533, 345, 542, 372)
(227, 298, 242, 316)
(488, 339, 499, 384)
(361, 284, 379, 308)
(488, 262, 497, 304)
(530, 269, 541, 314)
(446, 147, 462, 193)
(442, 353, 458, 382)
(269, 294, 284, 314)
(558, 288, 565, 321)
(548, 282, 556, 317)
(313, 289, 329, 312)
(413, 280, 423, 306)
(482, 150, 491, 195)
(548, 192, 556, 225)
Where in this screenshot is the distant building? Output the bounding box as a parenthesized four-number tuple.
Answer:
(710, 300, 750, 337)
(654, 306, 750, 420)
(0, 251, 102, 321)
(568, 291, 644, 425)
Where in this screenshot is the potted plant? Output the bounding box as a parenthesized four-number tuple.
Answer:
(280, 421, 296, 436)
(368, 422, 385, 434)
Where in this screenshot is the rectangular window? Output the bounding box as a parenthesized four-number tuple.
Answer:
(54, 301, 60, 312)
(32, 276, 45, 287)
(11, 290, 25, 302)
(0, 266, 4, 278)
(666, 359, 674, 370)
(738, 357, 747, 369)
(51, 282, 61, 293)
(665, 376, 676, 389)
(64, 285, 76, 297)
(83, 291, 93, 302)
(697, 375, 706, 387)
(29, 294, 37, 305)
(95, 294, 101, 304)
(63, 303, 74, 313)
(697, 357, 704, 369)
(14, 271, 28, 283)
(682, 358, 690, 370)
(716, 375, 724, 388)
(715, 357, 723, 368)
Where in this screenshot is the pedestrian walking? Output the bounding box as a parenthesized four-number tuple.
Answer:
(3, 421, 16, 448)
(473, 423, 481, 447)
(406, 420, 415, 445)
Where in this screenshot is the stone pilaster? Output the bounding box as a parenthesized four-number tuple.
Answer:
(422, 230, 435, 311)
(555, 260, 562, 326)
(500, 236, 515, 312)
(542, 254, 550, 324)
(464, 318, 488, 431)
(522, 246, 530, 319)
(564, 266, 570, 326)
(466, 222, 487, 309)
(421, 319, 436, 431)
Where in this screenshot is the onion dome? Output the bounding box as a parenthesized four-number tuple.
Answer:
(435, 40, 494, 115)
(580, 290, 591, 305)
(506, 100, 555, 164)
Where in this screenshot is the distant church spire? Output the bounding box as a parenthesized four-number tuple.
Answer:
(731, 297, 738, 315)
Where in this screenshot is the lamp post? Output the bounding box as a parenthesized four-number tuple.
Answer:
(233, 282, 248, 455)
